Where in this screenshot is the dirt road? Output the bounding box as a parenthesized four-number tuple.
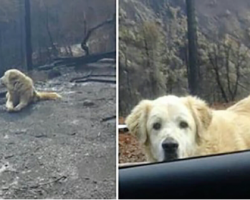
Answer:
(0, 64, 116, 199)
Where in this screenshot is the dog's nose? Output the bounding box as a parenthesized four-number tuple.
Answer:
(162, 138, 179, 151)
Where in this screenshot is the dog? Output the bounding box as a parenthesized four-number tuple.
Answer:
(0, 69, 61, 112)
(125, 95, 250, 162)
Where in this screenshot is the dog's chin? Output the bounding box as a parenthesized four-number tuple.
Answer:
(163, 152, 178, 162)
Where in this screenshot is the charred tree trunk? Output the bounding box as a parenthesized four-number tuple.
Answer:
(19, 0, 25, 66)
(186, 0, 198, 95)
(208, 46, 229, 103)
(24, 0, 33, 71)
(43, 3, 57, 58)
(81, 15, 115, 56)
(0, 29, 3, 73)
(112, 13, 116, 51)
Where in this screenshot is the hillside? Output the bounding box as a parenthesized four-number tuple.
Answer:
(119, 0, 250, 116)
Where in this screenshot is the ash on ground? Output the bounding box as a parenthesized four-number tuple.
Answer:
(0, 62, 116, 199)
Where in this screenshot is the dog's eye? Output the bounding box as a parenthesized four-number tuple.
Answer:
(153, 122, 161, 130)
(179, 121, 188, 129)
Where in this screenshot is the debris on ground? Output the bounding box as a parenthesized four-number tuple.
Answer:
(0, 62, 116, 199)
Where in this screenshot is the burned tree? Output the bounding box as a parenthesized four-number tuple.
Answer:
(208, 37, 249, 102)
(81, 14, 115, 56)
(186, 0, 198, 95)
(24, 0, 33, 70)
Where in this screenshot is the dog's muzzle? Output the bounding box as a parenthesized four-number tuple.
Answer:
(162, 137, 179, 161)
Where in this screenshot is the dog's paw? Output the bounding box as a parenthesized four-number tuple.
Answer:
(6, 106, 15, 112)
(12, 107, 21, 112)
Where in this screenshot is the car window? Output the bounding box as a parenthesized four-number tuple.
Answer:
(119, 0, 250, 167)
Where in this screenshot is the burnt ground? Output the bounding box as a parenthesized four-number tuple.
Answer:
(0, 62, 116, 199)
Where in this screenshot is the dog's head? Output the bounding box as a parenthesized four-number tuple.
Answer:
(0, 69, 23, 89)
(125, 95, 212, 162)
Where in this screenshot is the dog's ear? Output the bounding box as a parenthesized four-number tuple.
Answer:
(182, 96, 212, 142)
(125, 100, 152, 144)
(8, 72, 18, 81)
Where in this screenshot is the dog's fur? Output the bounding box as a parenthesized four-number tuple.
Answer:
(126, 95, 250, 162)
(0, 69, 61, 112)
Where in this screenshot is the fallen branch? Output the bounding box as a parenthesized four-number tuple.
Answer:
(97, 58, 115, 64)
(4, 155, 14, 159)
(75, 78, 116, 84)
(38, 51, 116, 71)
(54, 51, 115, 62)
(101, 115, 116, 122)
(53, 51, 116, 68)
(37, 63, 55, 71)
(30, 175, 67, 188)
(70, 74, 115, 82)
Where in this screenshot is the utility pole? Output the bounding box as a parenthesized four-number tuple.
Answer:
(24, 0, 33, 70)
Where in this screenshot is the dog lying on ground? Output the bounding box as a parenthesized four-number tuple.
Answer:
(125, 95, 250, 162)
(0, 69, 61, 112)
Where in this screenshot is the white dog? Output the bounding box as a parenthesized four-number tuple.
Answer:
(125, 95, 250, 162)
(0, 69, 61, 112)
